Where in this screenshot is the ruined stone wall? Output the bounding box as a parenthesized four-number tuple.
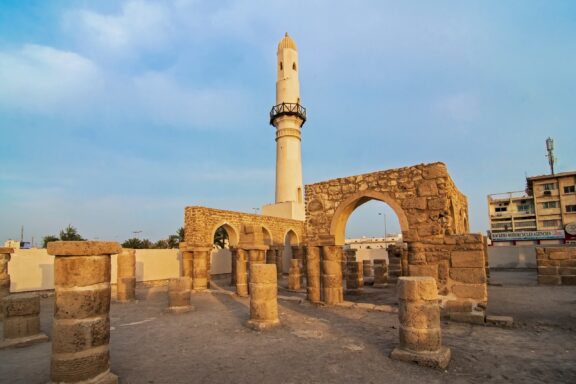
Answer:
(411, 234, 488, 311)
(184, 206, 305, 249)
(304, 162, 469, 245)
(536, 247, 576, 285)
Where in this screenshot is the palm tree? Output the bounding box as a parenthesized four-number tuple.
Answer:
(122, 238, 143, 249)
(59, 225, 85, 241)
(213, 227, 229, 249)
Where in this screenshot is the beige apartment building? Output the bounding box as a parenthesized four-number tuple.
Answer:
(488, 170, 576, 245)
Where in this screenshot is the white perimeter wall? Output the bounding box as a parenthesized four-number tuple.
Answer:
(487, 246, 537, 268)
(9, 248, 232, 293)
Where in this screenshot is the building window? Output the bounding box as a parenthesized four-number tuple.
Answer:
(542, 183, 557, 191)
(516, 204, 531, 212)
(542, 201, 558, 209)
(495, 207, 507, 212)
(564, 185, 576, 194)
(567, 205, 576, 213)
(542, 220, 560, 227)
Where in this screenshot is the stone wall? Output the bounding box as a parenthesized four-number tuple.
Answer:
(304, 162, 468, 246)
(184, 206, 305, 249)
(410, 234, 488, 311)
(536, 247, 576, 285)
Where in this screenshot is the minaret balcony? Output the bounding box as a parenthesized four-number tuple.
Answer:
(269, 103, 306, 125)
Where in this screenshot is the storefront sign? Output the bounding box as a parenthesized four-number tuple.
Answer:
(491, 230, 565, 241)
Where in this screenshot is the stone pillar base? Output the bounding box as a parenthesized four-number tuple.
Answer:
(165, 305, 194, 314)
(390, 346, 451, 369)
(115, 298, 139, 304)
(0, 332, 49, 349)
(49, 369, 119, 384)
(246, 318, 280, 331)
(373, 283, 388, 289)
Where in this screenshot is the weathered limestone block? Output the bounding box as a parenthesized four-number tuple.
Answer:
(48, 241, 120, 384)
(117, 248, 136, 302)
(288, 259, 302, 291)
(306, 247, 321, 303)
(346, 261, 363, 294)
(166, 277, 193, 314)
(248, 249, 266, 265)
(247, 264, 280, 331)
(408, 264, 439, 280)
(192, 249, 210, 292)
(363, 259, 374, 278)
(0, 248, 13, 320)
(0, 293, 49, 349)
(391, 276, 451, 369)
(450, 251, 484, 268)
(182, 251, 193, 281)
(321, 246, 343, 305)
(373, 259, 388, 288)
(536, 247, 576, 286)
(235, 249, 249, 297)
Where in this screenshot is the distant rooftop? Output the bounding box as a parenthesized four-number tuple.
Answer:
(527, 170, 576, 181)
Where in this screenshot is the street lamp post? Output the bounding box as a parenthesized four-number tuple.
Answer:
(378, 213, 387, 245)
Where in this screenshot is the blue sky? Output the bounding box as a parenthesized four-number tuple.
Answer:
(1, 1, 575, 244)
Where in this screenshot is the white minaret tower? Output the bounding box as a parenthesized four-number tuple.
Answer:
(262, 33, 306, 221)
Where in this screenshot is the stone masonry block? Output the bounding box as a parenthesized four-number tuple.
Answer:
(549, 252, 570, 260)
(449, 268, 486, 284)
(417, 180, 439, 197)
(2, 294, 40, 317)
(55, 256, 111, 288)
(50, 346, 111, 383)
(537, 266, 558, 275)
(48, 241, 121, 256)
(397, 277, 438, 302)
(451, 284, 487, 300)
(55, 287, 111, 320)
(560, 276, 576, 285)
(399, 302, 440, 329)
(538, 275, 561, 285)
(52, 317, 110, 354)
(451, 251, 484, 268)
(399, 325, 441, 352)
(250, 264, 277, 284)
(408, 264, 438, 280)
(4, 315, 41, 339)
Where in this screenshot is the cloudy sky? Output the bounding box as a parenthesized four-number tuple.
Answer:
(1, 1, 575, 244)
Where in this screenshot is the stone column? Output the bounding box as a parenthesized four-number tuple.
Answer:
(48, 241, 121, 384)
(363, 259, 374, 279)
(275, 248, 284, 280)
(192, 248, 210, 292)
(181, 251, 194, 284)
(391, 276, 451, 369)
(246, 264, 279, 331)
(292, 246, 306, 286)
(306, 246, 321, 304)
(230, 248, 238, 286)
(235, 249, 248, 297)
(345, 261, 363, 295)
(0, 294, 48, 349)
(288, 259, 301, 291)
(166, 277, 193, 314)
(266, 249, 276, 264)
(388, 245, 403, 284)
(373, 259, 388, 288)
(117, 248, 136, 302)
(248, 249, 266, 265)
(343, 249, 356, 279)
(0, 247, 13, 314)
(321, 246, 343, 305)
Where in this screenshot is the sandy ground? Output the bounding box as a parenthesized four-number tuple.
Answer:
(1, 270, 575, 384)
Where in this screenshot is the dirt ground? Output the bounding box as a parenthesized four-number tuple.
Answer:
(1, 270, 575, 384)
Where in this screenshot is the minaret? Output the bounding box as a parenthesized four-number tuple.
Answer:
(262, 33, 306, 221)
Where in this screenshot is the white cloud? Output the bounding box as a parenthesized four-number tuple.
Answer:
(0, 44, 102, 114)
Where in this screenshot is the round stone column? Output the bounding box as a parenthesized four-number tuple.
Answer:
(288, 259, 301, 291)
(275, 248, 284, 280)
(305, 247, 321, 303)
(373, 259, 388, 288)
(246, 264, 279, 331)
(117, 248, 136, 302)
(345, 261, 363, 295)
(230, 248, 238, 286)
(166, 277, 193, 314)
(235, 249, 248, 297)
(321, 246, 343, 305)
(363, 259, 374, 279)
(0, 247, 13, 312)
(48, 241, 121, 384)
(192, 249, 210, 292)
(248, 249, 266, 265)
(390, 276, 451, 369)
(0, 293, 49, 349)
(181, 251, 194, 284)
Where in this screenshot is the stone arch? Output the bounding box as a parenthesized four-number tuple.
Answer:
(284, 229, 299, 246)
(330, 190, 410, 246)
(210, 222, 239, 248)
(262, 226, 273, 246)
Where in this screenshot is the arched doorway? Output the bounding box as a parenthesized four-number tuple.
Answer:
(283, 229, 299, 274)
(210, 223, 239, 280)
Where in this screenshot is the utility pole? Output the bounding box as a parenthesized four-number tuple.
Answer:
(546, 137, 555, 175)
(20, 225, 24, 242)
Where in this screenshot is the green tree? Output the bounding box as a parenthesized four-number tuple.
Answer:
(122, 238, 143, 249)
(153, 239, 169, 249)
(213, 227, 228, 249)
(59, 225, 85, 241)
(167, 235, 180, 249)
(42, 235, 59, 248)
(177, 227, 185, 243)
(141, 239, 153, 249)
